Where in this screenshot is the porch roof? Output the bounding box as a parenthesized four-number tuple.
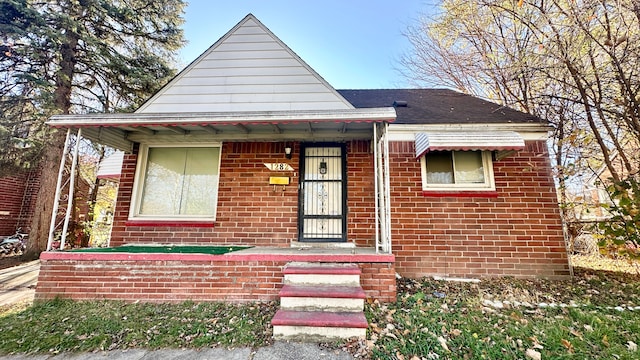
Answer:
(47, 107, 396, 152)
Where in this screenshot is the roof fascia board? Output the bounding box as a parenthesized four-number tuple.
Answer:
(47, 107, 397, 128)
(126, 130, 375, 143)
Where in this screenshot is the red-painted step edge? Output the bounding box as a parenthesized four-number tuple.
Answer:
(272, 310, 368, 328)
(279, 284, 366, 299)
(283, 263, 361, 275)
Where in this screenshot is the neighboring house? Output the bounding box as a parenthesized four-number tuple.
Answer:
(36, 14, 570, 306)
(0, 164, 91, 244)
(88, 151, 124, 247)
(0, 169, 40, 237)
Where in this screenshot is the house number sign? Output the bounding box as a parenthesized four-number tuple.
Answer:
(264, 163, 294, 171)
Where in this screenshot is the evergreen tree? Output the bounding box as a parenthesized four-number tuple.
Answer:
(0, 0, 185, 255)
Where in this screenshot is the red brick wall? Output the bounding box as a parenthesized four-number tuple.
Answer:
(389, 140, 570, 279)
(0, 169, 40, 236)
(360, 262, 397, 301)
(35, 257, 397, 303)
(110, 141, 375, 247)
(347, 141, 376, 247)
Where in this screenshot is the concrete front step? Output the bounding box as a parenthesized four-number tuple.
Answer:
(283, 262, 362, 275)
(279, 284, 366, 312)
(283, 262, 361, 286)
(279, 284, 366, 299)
(273, 262, 368, 341)
(272, 310, 367, 340)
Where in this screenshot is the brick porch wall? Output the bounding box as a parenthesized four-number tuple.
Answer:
(110, 141, 376, 247)
(35, 254, 396, 303)
(389, 140, 570, 279)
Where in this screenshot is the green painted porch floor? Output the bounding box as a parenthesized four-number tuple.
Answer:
(71, 245, 251, 255)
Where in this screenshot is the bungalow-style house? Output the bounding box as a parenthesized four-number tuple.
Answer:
(36, 14, 570, 339)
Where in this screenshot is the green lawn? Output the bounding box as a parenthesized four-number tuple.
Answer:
(0, 299, 276, 354)
(0, 255, 639, 359)
(364, 265, 640, 359)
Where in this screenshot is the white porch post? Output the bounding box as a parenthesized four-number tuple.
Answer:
(373, 124, 379, 252)
(374, 123, 392, 254)
(382, 123, 392, 253)
(60, 128, 82, 250)
(47, 129, 71, 251)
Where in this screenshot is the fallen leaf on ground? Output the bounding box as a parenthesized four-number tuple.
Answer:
(561, 339, 574, 353)
(525, 348, 541, 360)
(529, 336, 544, 349)
(570, 329, 583, 340)
(437, 336, 450, 352)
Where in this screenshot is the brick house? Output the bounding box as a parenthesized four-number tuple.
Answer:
(37, 14, 570, 307)
(0, 165, 91, 245)
(0, 170, 39, 237)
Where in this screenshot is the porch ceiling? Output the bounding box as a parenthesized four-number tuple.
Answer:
(47, 108, 396, 152)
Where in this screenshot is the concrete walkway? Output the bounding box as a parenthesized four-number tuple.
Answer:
(0, 341, 354, 359)
(0, 261, 355, 359)
(0, 260, 39, 307)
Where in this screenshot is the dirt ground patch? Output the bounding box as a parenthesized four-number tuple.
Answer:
(572, 254, 640, 275)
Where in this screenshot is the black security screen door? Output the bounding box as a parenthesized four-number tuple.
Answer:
(298, 144, 347, 242)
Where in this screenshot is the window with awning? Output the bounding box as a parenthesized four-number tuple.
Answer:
(414, 131, 524, 193)
(420, 150, 495, 191)
(414, 131, 525, 159)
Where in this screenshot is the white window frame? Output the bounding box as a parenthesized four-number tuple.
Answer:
(420, 150, 495, 191)
(129, 142, 222, 221)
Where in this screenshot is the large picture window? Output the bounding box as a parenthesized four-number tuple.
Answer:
(131, 144, 221, 220)
(420, 150, 494, 191)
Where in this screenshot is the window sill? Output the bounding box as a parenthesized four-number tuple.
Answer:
(422, 190, 498, 198)
(125, 220, 215, 228)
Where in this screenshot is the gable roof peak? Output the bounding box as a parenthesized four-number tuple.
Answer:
(136, 13, 354, 113)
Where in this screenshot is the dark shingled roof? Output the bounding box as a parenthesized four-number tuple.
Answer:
(337, 89, 543, 125)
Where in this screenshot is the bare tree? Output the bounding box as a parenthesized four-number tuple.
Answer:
(401, 0, 640, 251)
(401, 0, 640, 194)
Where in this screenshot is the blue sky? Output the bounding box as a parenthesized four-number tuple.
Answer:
(179, 1, 438, 89)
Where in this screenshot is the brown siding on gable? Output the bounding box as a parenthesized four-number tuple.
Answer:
(389, 140, 570, 279)
(110, 140, 375, 247)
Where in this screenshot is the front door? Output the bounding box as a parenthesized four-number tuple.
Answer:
(298, 144, 347, 242)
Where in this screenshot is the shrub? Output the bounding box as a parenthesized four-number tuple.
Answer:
(598, 176, 640, 259)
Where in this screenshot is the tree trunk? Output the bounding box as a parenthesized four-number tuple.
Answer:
(23, 129, 66, 259)
(24, 18, 79, 258)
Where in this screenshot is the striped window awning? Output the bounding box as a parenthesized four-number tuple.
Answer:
(415, 131, 525, 158)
